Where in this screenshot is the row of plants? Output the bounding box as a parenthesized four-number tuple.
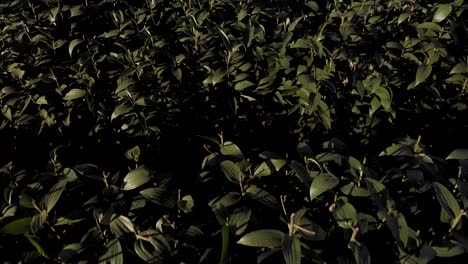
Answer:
(1, 136, 468, 263)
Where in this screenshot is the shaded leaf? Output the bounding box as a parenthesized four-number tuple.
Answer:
(40, 179, 67, 213)
(446, 149, 468, 160)
(415, 64, 432, 86)
(349, 241, 371, 264)
(282, 235, 301, 264)
(433, 182, 460, 219)
(333, 200, 358, 229)
(110, 215, 136, 237)
(209, 192, 241, 209)
(99, 239, 123, 264)
(245, 185, 279, 208)
(0, 217, 32, 236)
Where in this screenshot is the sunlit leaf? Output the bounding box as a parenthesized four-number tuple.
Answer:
(237, 229, 284, 248)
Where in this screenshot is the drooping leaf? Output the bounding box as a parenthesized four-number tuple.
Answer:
(365, 178, 395, 213)
(237, 229, 284, 248)
(309, 173, 339, 201)
(26, 235, 48, 258)
(123, 166, 151, 191)
(433, 182, 460, 219)
(63, 89, 85, 100)
(282, 235, 301, 264)
(69, 39, 83, 57)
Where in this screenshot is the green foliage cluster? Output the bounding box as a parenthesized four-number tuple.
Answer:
(0, 0, 467, 263)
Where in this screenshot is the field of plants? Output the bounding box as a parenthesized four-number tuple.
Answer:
(0, 0, 467, 263)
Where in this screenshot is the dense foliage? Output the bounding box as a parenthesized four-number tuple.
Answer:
(0, 0, 467, 263)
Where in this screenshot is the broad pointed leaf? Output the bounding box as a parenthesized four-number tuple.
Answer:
(433, 182, 460, 219)
(237, 229, 284, 248)
(220, 160, 242, 183)
(282, 235, 301, 264)
(310, 173, 339, 201)
(123, 166, 151, 191)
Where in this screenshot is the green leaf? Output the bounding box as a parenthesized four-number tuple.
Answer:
(69, 39, 83, 57)
(340, 183, 369, 197)
(433, 182, 460, 219)
(309, 173, 339, 201)
(432, 4, 452, 23)
(332, 200, 358, 229)
(365, 178, 395, 213)
(70, 5, 83, 17)
(415, 64, 432, 86)
(178, 195, 194, 213)
(386, 212, 409, 247)
(111, 103, 132, 120)
(116, 77, 134, 94)
(123, 166, 151, 191)
(220, 142, 243, 157)
(245, 185, 279, 208)
(58, 243, 83, 262)
(349, 241, 371, 264)
(209, 192, 241, 209)
(450, 63, 467, 74)
(110, 214, 136, 237)
(282, 235, 301, 264)
(228, 208, 251, 236)
(220, 225, 230, 264)
(140, 188, 176, 208)
(63, 89, 85, 100)
(220, 160, 242, 183)
(398, 13, 411, 24)
(234, 80, 255, 91)
(290, 161, 312, 188)
(253, 162, 272, 177)
(432, 240, 465, 257)
(99, 239, 123, 264)
(26, 235, 48, 258)
(40, 179, 67, 213)
(237, 229, 284, 248)
(0, 217, 32, 236)
(446, 149, 468, 160)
